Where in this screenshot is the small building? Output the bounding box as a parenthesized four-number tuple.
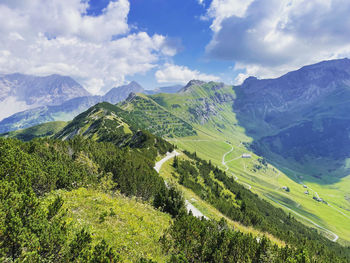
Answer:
(304, 190, 309, 195)
(303, 185, 307, 188)
(282, 186, 290, 192)
(242, 153, 252, 158)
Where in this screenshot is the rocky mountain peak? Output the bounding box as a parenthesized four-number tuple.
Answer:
(179, 80, 207, 92)
(0, 73, 90, 108)
(103, 81, 144, 104)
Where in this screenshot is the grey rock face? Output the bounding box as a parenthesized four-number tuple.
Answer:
(179, 80, 207, 93)
(103, 81, 144, 104)
(144, 85, 183, 95)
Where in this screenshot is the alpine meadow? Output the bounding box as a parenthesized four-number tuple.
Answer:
(1, 0, 350, 262)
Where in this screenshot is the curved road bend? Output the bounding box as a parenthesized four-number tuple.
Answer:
(154, 151, 207, 219)
(222, 142, 252, 190)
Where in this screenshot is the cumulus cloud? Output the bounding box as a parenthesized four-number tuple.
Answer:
(206, 0, 254, 31)
(205, 0, 350, 83)
(155, 63, 220, 84)
(0, 0, 175, 94)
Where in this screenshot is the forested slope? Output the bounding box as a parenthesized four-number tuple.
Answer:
(1, 101, 350, 262)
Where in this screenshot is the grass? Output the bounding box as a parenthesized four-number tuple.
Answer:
(45, 188, 171, 262)
(119, 93, 195, 138)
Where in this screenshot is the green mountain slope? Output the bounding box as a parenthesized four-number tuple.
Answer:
(157, 150, 350, 261)
(119, 92, 196, 138)
(0, 135, 181, 262)
(54, 102, 174, 157)
(54, 102, 133, 141)
(46, 188, 172, 262)
(144, 79, 350, 245)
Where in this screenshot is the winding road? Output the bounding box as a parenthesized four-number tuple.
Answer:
(154, 151, 180, 173)
(222, 143, 234, 172)
(154, 151, 207, 219)
(222, 142, 252, 190)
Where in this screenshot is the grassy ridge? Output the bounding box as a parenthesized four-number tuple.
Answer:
(119, 93, 196, 138)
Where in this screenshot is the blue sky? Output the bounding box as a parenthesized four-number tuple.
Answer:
(86, 0, 235, 89)
(1, 0, 350, 92)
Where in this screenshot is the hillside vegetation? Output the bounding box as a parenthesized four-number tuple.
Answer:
(47, 188, 172, 262)
(144, 79, 350, 245)
(2, 100, 350, 262)
(119, 93, 196, 138)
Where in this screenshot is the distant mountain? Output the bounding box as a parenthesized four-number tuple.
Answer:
(103, 81, 144, 104)
(234, 58, 350, 179)
(0, 95, 103, 133)
(0, 73, 91, 121)
(235, 58, 350, 137)
(0, 73, 90, 106)
(0, 81, 146, 133)
(144, 84, 183, 95)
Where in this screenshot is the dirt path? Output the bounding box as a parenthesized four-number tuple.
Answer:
(222, 142, 252, 190)
(154, 151, 206, 219)
(154, 151, 180, 173)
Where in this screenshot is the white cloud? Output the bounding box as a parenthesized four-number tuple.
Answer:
(205, 0, 350, 82)
(155, 63, 220, 84)
(206, 0, 254, 31)
(0, 0, 175, 94)
(197, 0, 205, 6)
(0, 97, 38, 121)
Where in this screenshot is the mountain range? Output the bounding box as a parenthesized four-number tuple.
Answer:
(0, 73, 90, 105)
(235, 58, 350, 180)
(2, 58, 350, 246)
(3, 99, 349, 262)
(0, 76, 183, 133)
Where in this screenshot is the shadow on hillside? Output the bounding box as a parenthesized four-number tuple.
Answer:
(233, 91, 350, 186)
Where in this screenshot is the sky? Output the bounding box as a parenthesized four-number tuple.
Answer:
(1, 0, 350, 93)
